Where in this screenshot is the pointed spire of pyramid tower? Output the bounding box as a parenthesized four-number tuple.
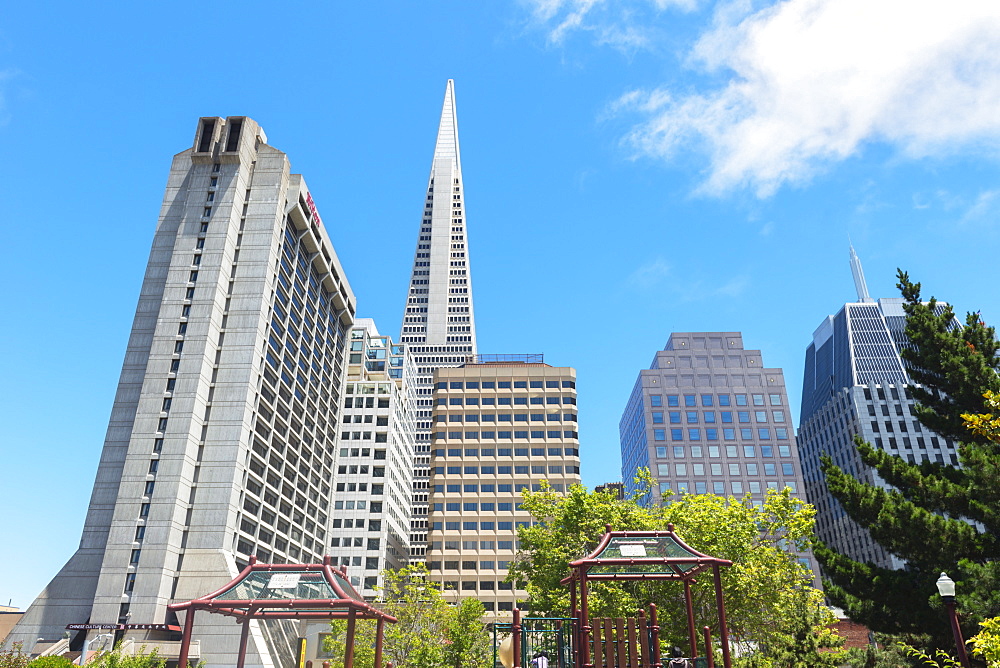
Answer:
(400, 79, 477, 353)
(400, 82, 479, 562)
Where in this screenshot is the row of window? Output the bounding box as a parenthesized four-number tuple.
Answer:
(431, 520, 531, 531)
(435, 465, 576, 475)
(655, 427, 790, 441)
(434, 427, 579, 438)
(438, 414, 577, 422)
(654, 410, 785, 424)
(437, 380, 575, 390)
(657, 461, 795, 476)
(432, 482, 567, 494)
(429, 561, 512, 571)
(434, 447, 580, 457)
(650, 393, 782, 408)
(439, 396, 576, 405)
(655, 444, 793, 458)
(660, 480, 798, 495)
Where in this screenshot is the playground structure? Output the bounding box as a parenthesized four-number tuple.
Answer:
(168, 555, 396, 668)
(498, 524, 734, 668)
(169, 524, 731, 668)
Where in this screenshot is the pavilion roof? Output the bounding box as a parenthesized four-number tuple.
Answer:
(564, 524, 732, 581)
(168, 556, 396, 622)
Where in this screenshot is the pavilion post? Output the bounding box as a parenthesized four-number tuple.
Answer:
(712, 565, 732, 668)
(236, 617, 251, 668)
(512, 608, 522, 668)
(177, 608, 195, 668)
(374, 617, 385, 668)
(649, 603, 662, 668)
(684, 580, 698, 659)
(580, 570, 592, 668)
(345, 609, 357, 668)
(569, 577, 578, 661)
(702, 627, 714, 668)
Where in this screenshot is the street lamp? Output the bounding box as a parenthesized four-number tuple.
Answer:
(936, 572, 971, 668)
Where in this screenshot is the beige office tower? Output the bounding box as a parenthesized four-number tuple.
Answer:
(425, 361, 582, 615)
(4, 117, 356, 668)
(330, 319, 416, 596)
(400, 80, 478, 561)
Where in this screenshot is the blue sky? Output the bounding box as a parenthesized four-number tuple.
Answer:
(2, 0, 999, 609)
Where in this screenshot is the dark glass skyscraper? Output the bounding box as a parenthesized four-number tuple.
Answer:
(797, 248, 961, 568)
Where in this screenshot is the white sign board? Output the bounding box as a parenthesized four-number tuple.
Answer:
(618, 544, 647, 557)
(267, 573, 301, 589)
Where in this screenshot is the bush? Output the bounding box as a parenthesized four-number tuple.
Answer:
(28, 657, 74, 668)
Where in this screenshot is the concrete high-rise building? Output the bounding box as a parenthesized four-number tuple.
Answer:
(400, 80, 478, 560)
(424, 360, 582, 615)
(330, 319, 416, 597)
(619, 333, 809, 523)
(5, 117, 355, 668)
(797, 249, 961, 569)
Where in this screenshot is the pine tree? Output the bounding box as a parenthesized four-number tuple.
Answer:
(816, 270, 1000, 642)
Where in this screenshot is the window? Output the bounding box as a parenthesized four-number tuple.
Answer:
(650, 396, 663, 407)
(755, 411, 767, 422)
(686, 412, 698, 424)
(669, 412, 681, 423)
(735, 395, 747, 406)
(782, 463, 795, 475)
(688, 429, 700, 440)
(684, 395, 697, 407)
(667, 395, 679, 407)
(769, 394, 782, 406)
(671, 429, 683, 441)
(701, 395, 714, 406)
(652, 412, 664, 424)
(752, 394, 765, 406)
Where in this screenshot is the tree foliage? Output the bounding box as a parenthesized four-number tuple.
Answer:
(0, 643, 29, 668)
(323, 564, 490, 668)
(87, 644, 166, 668)
(968, 615, 1000, 667)
(818, 270, 1000, 643)
(509, 479, 837, 664)
(26, 658, 73, 668)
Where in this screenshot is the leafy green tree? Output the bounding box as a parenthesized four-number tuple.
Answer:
(509, 479, 836, 662)
(443, 598, 491, 668)
(324, 564, 489, 668)
(26, 657, 74, 668)
(817, 271, 1000, 642)
(88, 643, 165, 668)
(968, 615, 1000, 667)
(0, 642, 30, 668)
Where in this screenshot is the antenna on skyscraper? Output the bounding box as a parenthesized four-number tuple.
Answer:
(849, 243, 874, 303)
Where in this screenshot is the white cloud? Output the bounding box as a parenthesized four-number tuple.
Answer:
(963, 189, 1000, 222)
(627, 257, 749, 300)
(628, 257, 672, 287)
(520, 0, 699, 50)
(616, 0, 1000, 196)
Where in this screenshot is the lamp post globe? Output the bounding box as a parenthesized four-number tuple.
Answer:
(936, 572, 970, 668)
(936, 572, 956, 599)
